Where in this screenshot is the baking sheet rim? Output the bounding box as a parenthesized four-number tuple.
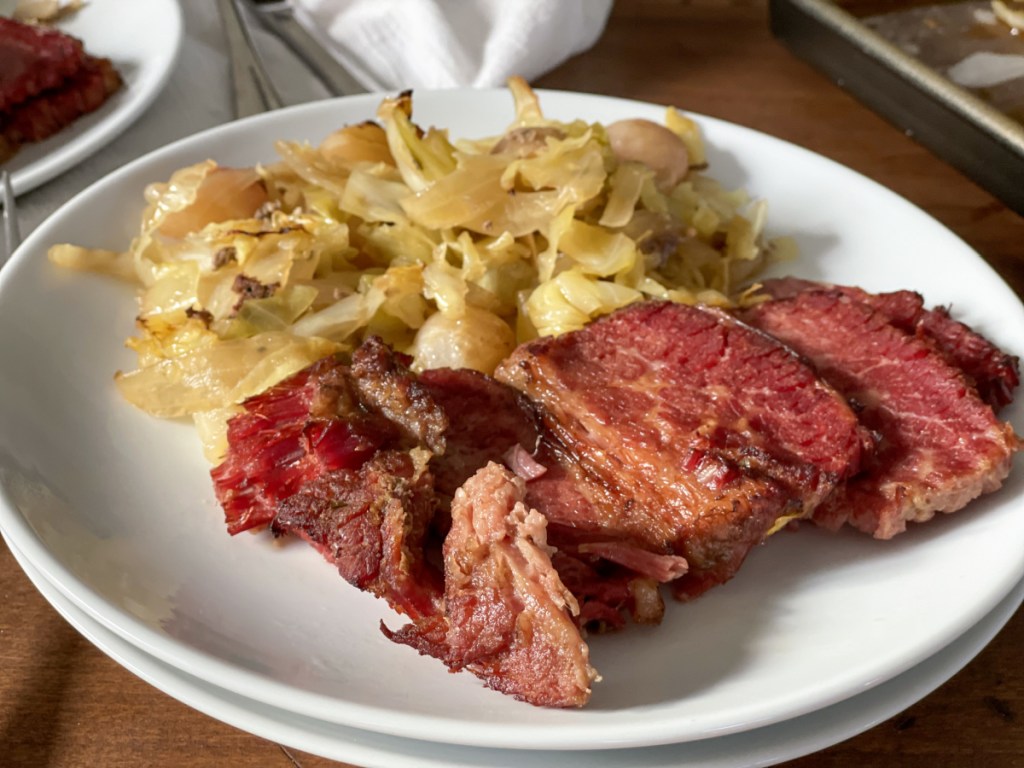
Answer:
(787, 0, 1024, 154)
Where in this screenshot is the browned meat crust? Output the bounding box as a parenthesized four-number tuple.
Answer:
(351, 337, 449, 453)
(741, 289, 1020, 539)
(274, 448, 443, 621)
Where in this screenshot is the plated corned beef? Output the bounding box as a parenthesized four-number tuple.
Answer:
(210, 282, 1020, 707)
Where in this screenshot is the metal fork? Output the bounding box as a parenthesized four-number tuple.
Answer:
(241, 0, 365, 97)
(1, 171, 19, 268)
(218, 0, 284, 118)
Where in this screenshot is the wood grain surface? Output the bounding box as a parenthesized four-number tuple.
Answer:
(2, 1, 1022, 766)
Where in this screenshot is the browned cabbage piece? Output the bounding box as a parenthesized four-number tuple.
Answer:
(385, 462, 598, 708)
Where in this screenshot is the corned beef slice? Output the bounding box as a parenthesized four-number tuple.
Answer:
(417, 366, 541, 497)
(418, 367, 670, 628)
(211, 354, 403, 535)
(760, 277, 1020, 411)
(2, 55, 121, 144)
(385, 463, 597, 708)
(211, 342, 448, 620)
(495, 301, 868, 600)
(741, 289, 1019, 539)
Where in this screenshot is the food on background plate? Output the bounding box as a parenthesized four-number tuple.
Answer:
(0, 14, 122, 163)
(12, 0, 84, 23)
(48, 80, 1021, 707)
(861, 1, 1024, 126)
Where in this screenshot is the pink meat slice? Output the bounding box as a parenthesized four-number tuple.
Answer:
(0, 19, 123, 162)
(210, 356, 399, 535)
(741, 289, 1019, 539)
(759, 277, 1020, 412)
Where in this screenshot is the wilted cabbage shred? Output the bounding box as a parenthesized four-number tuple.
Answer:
(49, 78, 793, 463)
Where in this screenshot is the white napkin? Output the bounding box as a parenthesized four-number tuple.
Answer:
(293, 0, 614, 90)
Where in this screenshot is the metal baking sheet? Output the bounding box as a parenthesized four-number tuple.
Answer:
(770, 0, 1024, 215)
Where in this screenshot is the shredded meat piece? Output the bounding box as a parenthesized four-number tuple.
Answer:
(231, 274, 278, 312)
(213, 246, 238, 269)
(385, 463, 598, 707)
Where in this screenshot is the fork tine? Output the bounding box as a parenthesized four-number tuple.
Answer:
(1, 171, 19, 266)
(242, 0, 365, 97)
(217, 0, 284, 118)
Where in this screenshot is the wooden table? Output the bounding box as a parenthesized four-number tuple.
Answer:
(2, 1, 1022, 765)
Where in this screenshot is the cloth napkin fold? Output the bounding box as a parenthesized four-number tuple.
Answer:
(294, 0, 614, 90)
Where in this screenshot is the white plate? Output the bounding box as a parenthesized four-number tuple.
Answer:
(0, 90, 1021, 751)
(1, 0, 183, 195)
(8, 533, 1023, 768)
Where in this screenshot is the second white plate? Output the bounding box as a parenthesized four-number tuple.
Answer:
(9, 534, 1023, 768)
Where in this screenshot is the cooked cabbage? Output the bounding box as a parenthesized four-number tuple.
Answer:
(48, 77, 793, 445)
